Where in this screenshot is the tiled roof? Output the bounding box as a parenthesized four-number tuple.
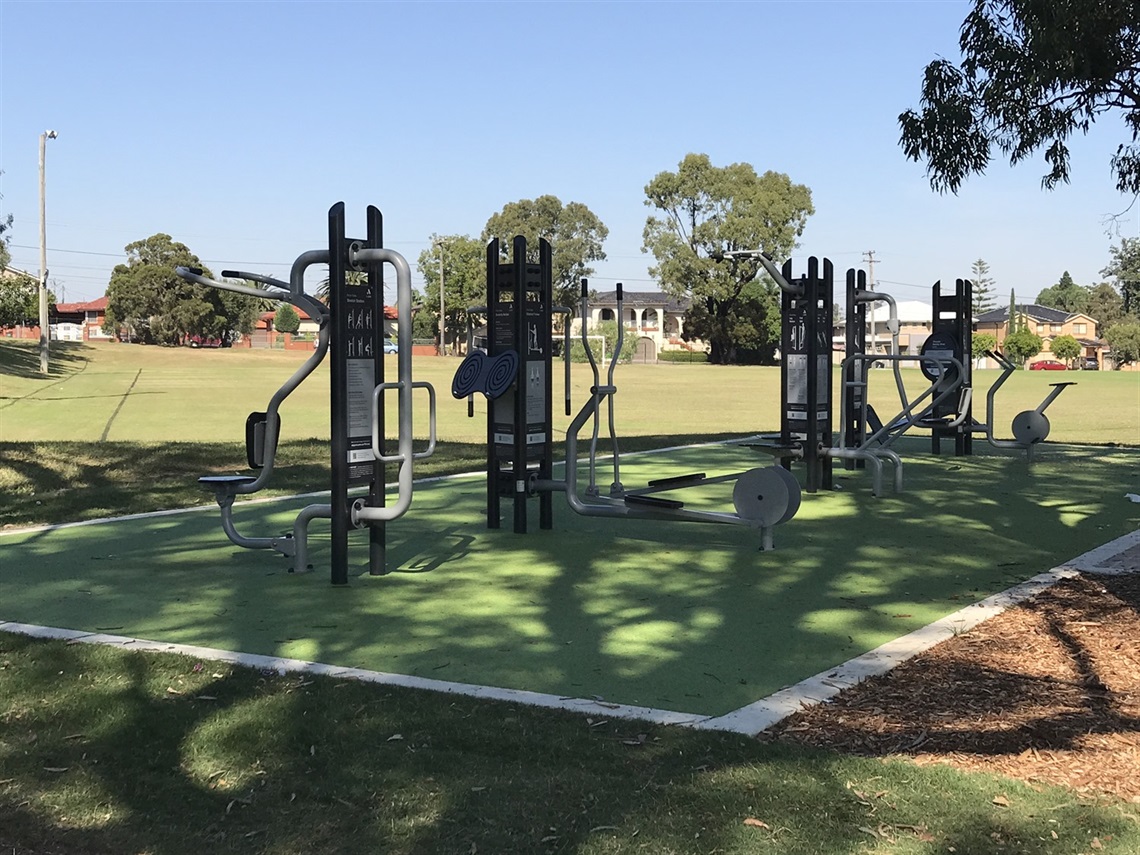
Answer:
(975, 303, 1077, 324)
(54, 296, 108, 313)
(590, 290, 689, 312)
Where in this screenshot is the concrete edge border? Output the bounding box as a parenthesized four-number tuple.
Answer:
(0, 621, 709, 729)
(3, 473, 1134, 739)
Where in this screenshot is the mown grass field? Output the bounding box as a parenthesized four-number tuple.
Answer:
(2, 339, 1136, 445)
(2, 339, 1140, 854)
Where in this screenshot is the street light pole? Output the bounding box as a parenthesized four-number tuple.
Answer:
(38, 129, 58, 375)
(435, 238, 445, 356)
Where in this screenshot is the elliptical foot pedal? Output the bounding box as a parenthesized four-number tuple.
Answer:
(198, 475, 257, 489)
(646, 472, 706, 488)
(624, 494, 684, 510)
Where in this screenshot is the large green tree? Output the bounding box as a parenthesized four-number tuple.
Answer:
(1049, 333, 1081, 362)
(1104, 321, 1140, 366)
(1101, 237, 1140, 317)
(482, 195, 608, 312)
(417, 234, 486, 353)
(1087, 281, 1126, 335)
(0, 271, 51, 328)
(900, 0, 1140, 194)
(0, 205, 57, 329)
(642, 153, 813, 364)
(970, 258, 996, 315)
(972, 331, 997, 359)
(1036, 271, 1089, 313)
(104, 234, 257, 345)
(1004, 327, 1043, 365)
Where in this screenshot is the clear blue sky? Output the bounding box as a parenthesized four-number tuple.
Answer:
(1, 0, 1135, 307)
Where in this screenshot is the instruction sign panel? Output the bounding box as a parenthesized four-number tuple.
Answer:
(342, 283, 379, 484)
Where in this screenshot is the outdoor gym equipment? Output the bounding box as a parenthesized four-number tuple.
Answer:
(176, 255, 332, 559)
(451, 263, 800, 549)
(451, 236, 571, 533)
(920, 279, 975, 455)
(976, 349, 1075, 460)
(718, 251, 903, 495)
(176, 203, 435, 585)
(555, 281, 801, 550)
(711, 251, 837, 493)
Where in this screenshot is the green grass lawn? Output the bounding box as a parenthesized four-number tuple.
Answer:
(3, 339, 1140, 854)
(2, 339, 1136, 445)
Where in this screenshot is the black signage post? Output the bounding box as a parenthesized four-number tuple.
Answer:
(780, 257, 834, 493)
(485, 236, 554, 533)
(843, 267, 869, 468)
(927, 278, 973, 456)
(328, 203, 386, 585)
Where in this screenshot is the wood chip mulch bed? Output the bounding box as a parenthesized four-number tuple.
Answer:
(762, 572, 1140, 802)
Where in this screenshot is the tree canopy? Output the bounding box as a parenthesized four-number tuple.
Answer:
(103, 234, 258, 345)
(1050, 333, 1081, 362)
(1087, 282, 1126, 334)
(899, 0, 1140, 194)
(1101, 237, 1140, 316)
(274, 304, 300, 335)
(417, 234, 486, 352)
(482, 195, 608, 311)
(1004, 327, 1043, 364)
(1036, 271, 1090, 313)
(0, 271, 50, 328)
(642, 153, 813, 364)
(1105, 321, 1140, 365)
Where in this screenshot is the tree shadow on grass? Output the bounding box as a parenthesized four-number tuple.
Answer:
(0, 339, 92, 381)
(3, 634, 1137, 855)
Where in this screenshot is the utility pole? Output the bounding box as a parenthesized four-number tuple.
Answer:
(862, 250, 877, 355)
(38, 130, 58, 375)
(435, 238, 445, 356)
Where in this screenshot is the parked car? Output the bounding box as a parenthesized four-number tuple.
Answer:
(1082, 357, 1099, 370)
(383, 339, 398, 354)
(1029, 359, 1067, 370)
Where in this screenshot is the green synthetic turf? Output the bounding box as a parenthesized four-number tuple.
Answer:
(4, 441, 1137, 718)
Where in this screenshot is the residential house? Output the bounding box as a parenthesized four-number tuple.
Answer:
(573, 291, 702, 360)
(974, 304, 1106, 368)
(51, 296, 112, 341)
(847, 299, 935, 364)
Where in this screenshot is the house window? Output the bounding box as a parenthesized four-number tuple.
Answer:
(1075, 323, 1086, 334)
(599, 308, 614, 322)
(1036, 323, 1045, 333)
(1050, 324, 1061, 332)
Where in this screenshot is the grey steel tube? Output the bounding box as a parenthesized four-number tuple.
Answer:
(348, 247, 417, 525)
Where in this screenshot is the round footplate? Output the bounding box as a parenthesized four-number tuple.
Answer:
(732, 466, 802, 527)
(483, 351, 518, 400)
(1011, 409, 1050, 445)
(451, 350, 488, 399)
(449, 350, 519, 400)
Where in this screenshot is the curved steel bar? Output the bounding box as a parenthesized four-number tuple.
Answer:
(348, 247, 423, 525)
(218, 499, 294, 555)
(291, 503, 332, 574)
(221, 269, 290, 291)
(837, 352, 965, 451)
(175, 264, 333, 497)
(176, 266, 288, 301)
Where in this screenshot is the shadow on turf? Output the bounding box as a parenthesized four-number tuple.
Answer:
(0, 339, 92, 381)
(5, 633, 1135, 855)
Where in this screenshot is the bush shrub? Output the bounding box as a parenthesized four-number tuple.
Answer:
(657, 348, 709, 363)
